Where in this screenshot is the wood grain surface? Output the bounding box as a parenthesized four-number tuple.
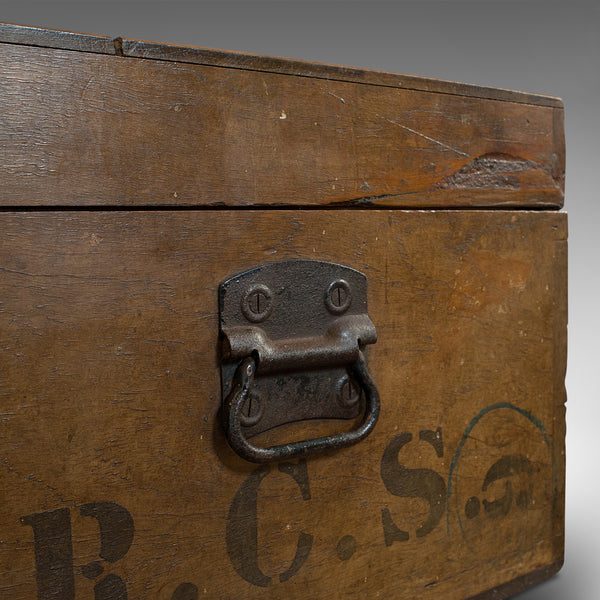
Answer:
(0, 22, 116, 55)
(0, 210, 567, 599)
(117, 37, 563, 108)
(0, 41, 564, 209)
(0, 22, 561, 107)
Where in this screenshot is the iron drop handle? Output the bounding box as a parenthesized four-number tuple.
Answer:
(219, 259, 380, 463)
(223, 351, 380, 463)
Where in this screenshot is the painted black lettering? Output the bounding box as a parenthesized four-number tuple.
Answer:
(380, 430, 447, 542)
(482, 454, 533, 519)
(21, 503, 134, 600)
(171, 583, 199, 600)
(93, 573, 128, 600)
(380, 507, 409, 546)
(419, 428, 444, 458)
(21, 508, 75, 600)
(79, 502, 134, 599)
(226, 460, 313, 587)
(79, 502, 134, 563)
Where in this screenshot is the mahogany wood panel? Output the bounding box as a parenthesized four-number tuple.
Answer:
(0, 210, 567, 599)
(0, 42, 563, 209)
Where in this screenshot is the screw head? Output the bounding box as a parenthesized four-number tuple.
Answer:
(242, 284, 272, 323)
(239, 392, 265, 427)
(325, 279, 352, 314)
(336, 374, 361, 408)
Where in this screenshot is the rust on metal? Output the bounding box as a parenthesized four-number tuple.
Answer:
(219, 259, 379, 461)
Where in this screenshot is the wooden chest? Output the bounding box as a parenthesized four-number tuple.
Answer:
(0, 23, 566, 600)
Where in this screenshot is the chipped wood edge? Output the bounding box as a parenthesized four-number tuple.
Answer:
(551, 218, 568, 564)
(0, 21, 115, 55)
(0, 21, 562, 108)
(465, 560, 564, 600)
(117, 37, 564, 109)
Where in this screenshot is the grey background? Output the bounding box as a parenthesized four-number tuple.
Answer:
(1, 1, 597, 597)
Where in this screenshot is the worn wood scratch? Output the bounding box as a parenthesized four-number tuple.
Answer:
(377, 114, 470, 157)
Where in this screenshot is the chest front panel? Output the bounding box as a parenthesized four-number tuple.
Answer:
(0, 210, 566, 599)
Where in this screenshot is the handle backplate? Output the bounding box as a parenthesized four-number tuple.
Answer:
(219, 259, 379, 462)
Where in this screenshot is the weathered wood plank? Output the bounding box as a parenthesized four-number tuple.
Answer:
(118, 37, 563, 108)
(0, 21, 115, 55)
(0, 43, 563, 208)
(551, 233, 568, 564)
(0, 22, 562, 108)
(0, 210, 567, 599)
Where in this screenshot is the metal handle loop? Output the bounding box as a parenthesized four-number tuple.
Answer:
(223, 351, 380, 463)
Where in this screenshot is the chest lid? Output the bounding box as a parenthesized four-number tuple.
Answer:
(0, 21, 564, 209)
